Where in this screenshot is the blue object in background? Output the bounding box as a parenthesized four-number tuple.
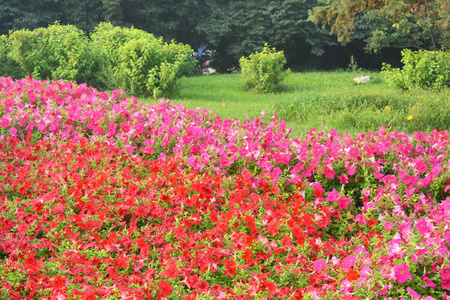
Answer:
(198, 44, 207, 57)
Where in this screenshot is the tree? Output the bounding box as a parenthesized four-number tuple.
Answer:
(58, 0, 104, 33)
(197, 0, 335, 72)
(0, 0, 60, 35)
(309, 0, 450, 52)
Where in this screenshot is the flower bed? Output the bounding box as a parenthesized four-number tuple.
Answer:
(1, 76, 450, 299)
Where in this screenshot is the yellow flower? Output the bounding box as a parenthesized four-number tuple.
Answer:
(385, 106, 389, 109)
(406, 115, 413, 120)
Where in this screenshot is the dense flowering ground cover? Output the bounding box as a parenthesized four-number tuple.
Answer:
(1, 76, 450, 299)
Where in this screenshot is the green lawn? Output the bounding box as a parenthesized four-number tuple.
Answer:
(139, 71, 450, 137)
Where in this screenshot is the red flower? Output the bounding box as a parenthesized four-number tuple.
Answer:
(158, 280, 173, 298)
(242, 248, 253, 261)
(346, 269, 359, 282)
(114, 253, 128, 269)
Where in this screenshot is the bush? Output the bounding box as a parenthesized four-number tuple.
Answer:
(91, 23, 193, 98)
(1, 23, 192, 98)
(6, 23, 102, 86)
(239, 44, 289, 93)
(382, 49, 450, 90)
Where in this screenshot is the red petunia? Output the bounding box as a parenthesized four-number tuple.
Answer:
(158, 280, 173, 298)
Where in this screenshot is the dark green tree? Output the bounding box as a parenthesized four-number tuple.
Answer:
(119, 0, 211, 47)
(196, 0, 335, 72)
(58, 0, 104, 33)
(0, 0, 59, 35)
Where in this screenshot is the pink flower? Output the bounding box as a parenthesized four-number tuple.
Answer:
(444, 232, 450, 245)
(406, 287, 420, 299)
(415, 220, 428, 235)
(360, 266, 371, 280)
(414, 157, 428, 173)
(355, 214, 366, 225)
(348, 147, 360, 159)
(326, 189, 340, 203)
(388, 242, 403, 257)
(323, 167, 335, 179)
(383, 222, 395, 231)
(440, 265, 450, 282)
(219, 155, 231, 168)
(9, 127, 17, 137)
(61, 131, 70, 139)
(337, 196, 351, 210)
(125, 144, 135, 154)
(342, 255, 356, 269)
(313, 259, 326, 271)
(338, 173, 349, 184)
(423, 276, 436, 288)
(394, 264, 412, 283)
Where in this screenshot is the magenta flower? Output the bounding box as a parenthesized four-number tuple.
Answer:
(407, 287, 421, 299)
(9, 126, 17, 137)
(414, 157, 428, 173)
(394, 264, 412, 283)
(323, 167, 335, 179)
(338, 173, 349, 184)
(337, 196, 350, 210)
(415, 220, 429, 235)
(383, 221, 395, 231)
(440, 265, 450, 282)
(61, 131, 70, 139)
(0, 115, 12, 127)
(355, 214, 366, 225)
(125, 144, 135, 154)
(326, 189, 340, 203)
(342, 255, 356, 269)
(444, 232, 450, 245)
(313, 259, 326, 271)
(423, 276, 436, 288)
(348, 147, 360, 159)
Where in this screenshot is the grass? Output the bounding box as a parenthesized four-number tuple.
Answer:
(139, 70, 450, 137)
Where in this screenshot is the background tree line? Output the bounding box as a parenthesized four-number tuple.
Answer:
(1, 0, 448, 72)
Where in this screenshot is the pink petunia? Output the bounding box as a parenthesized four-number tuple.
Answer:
(313, 259, 326, 271)
(338, 173, 349, 184)
(348, 147, 360, 159)
(440, 265, 450, 282)
(337, 196, 351, 210)
(415, 220, 429, 235)
(0, 115, 12, 127)
(423, 276, 436, 288)
(394, 264, 412, 283)
(9, 126, 17, 137)
(355, 214, 366, 225)
(342, 255, 356, 269)
(414, 157, 428, 173)
(444, 232, 450, 245)
(323, 167, 335, 179)
(406, 287, 420, 300)
(383, 221, 395, 231)
(61, 131, 70, 139)
(125, 144, 135, 154)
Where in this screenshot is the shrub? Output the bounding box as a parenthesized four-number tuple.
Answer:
(91, 23, 193, 98)
(382, 49, 450, 90)
(239, 44, 289, 93)
(6, 23, 101, 86)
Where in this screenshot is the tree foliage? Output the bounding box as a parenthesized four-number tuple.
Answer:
(197, 0, 334, 71)
(309, 0, 450, 52)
